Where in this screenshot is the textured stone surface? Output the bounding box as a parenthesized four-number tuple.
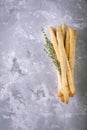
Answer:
(0, 0, 87, 130)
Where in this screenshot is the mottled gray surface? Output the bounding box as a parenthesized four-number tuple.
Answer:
(0, 0, 87, 130)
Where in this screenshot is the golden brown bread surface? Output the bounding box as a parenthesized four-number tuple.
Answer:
(49, 24, 77, 104)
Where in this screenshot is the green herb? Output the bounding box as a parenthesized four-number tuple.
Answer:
(42, 28, 61, 73)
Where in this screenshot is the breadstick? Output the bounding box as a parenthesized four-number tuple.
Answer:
(49, 27, 63, 97)
(65, 28, 76, 96)
(65, 29, 73, 97)
(69, 27, 77, 76)
(56, 27, 69, 104)
(67, 27, 76, 96)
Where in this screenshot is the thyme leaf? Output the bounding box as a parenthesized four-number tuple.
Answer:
(42, 28, 61, 73)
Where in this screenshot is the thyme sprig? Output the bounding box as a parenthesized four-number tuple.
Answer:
(42, 28, 61, 73)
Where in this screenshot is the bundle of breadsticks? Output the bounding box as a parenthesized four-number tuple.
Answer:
(43, 24, 77, 104)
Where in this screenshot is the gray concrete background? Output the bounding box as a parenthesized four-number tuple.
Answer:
(0, 0, 87, 130)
